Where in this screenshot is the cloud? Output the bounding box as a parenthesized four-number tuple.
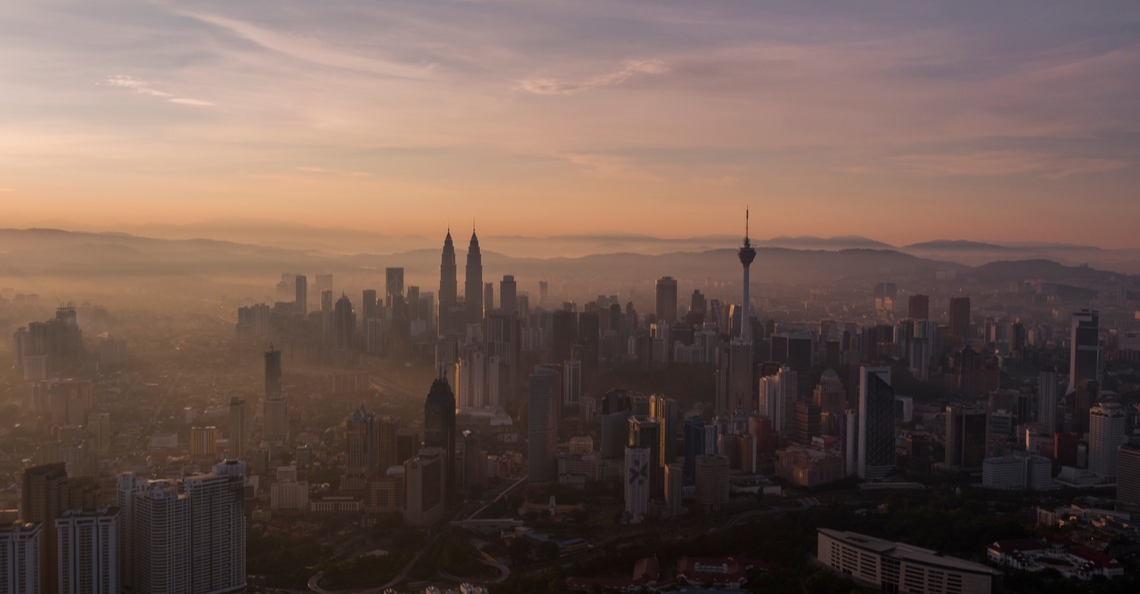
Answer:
(887, 150, 1130, 179)
(106, 75, 173, 98)
(104, 76, 213, 107)
(517, 59, 666, 95)
(180, 12, 435, 79)
(296, 166, 373, 177)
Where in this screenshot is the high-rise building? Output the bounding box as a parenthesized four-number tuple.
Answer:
(423, 379, 457, 502)
(263, 346, 287, 443)
(190, 426, 217, 457)
(362, 289, 378, 322)
(563, 359, 581, 406)
(439, 230, 458, 336)
(1037, 369, 1059, 432)
(908, 294, 929, 320)
(483, 282, 494, 317)
(629, 416, 662, 499)
(295, 275, 307, 315)
(813, 369, 845, 417)
(375, 416, 400, 473)
(538, 280, 548, 306)
(948, 297, 971, 346)
(651, 395, 678, 466)
(183, 467, 246, 594)
(1089, 402, 1126, 479)
(333, 294, 356, 350)
(500, 275, 517, 316)
(132, 480, 191, 594)
(682, 416, 705, 483)
(385, 268, 405, 311)
(664, 463, 683, 517)
(527, 367, 559, 483)
(1068, 309, 1100, 395)
(404, 448, 444, 527)
(344, 405, 376, 487)
(758, 366, 797, 434)
(395, 428, 420, 466)
(0, 521, 41, 594)
(20, 463, 70, 594)
(944, 403, 987, 469)
(87, 411, 111, 455)
(56, 507, 120, 594)
(624, 446, 651, 520)
(465, 230, 483, 325)
(793, 401, 821, 444)
(695, 455, 729, 513)
(655, 277, 678, 324)
(1118, 443, 1140, 508)
(857, 366, 895, 480)
(228, 398, 246, 460)
(716, 212, 757, 417)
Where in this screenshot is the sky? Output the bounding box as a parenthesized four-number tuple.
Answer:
(1, 1, 1138, 247)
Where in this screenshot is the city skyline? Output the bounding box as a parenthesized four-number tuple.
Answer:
(1, 2, 1138, 246)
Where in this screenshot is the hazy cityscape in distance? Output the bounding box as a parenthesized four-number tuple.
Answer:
(2, 2, 1140, 594)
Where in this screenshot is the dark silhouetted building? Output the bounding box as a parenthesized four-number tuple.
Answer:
(439, 230, 458, 336)
(908, 294, 929, 320)
(423, 379, 456, 503)
(465, 230, 483, 325)
(948, 297, 971, 347)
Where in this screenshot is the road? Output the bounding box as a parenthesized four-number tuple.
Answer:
(307, 551, 420, 594)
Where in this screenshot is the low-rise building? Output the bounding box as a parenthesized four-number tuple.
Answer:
(776, 445, 845, 488)
(817, 529, 1001, 594)
(986, 539, 1124, 580)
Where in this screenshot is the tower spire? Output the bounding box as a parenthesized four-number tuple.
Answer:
(744, 206, 750, 247)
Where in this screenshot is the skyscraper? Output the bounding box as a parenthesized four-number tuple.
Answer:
(944, 403, 987, 469)
(655, 277, 678, 324)
(56, 507, 120, 594)
(857, 366, 895, 480)
(423, 378, 457, 502)
(404, 448, 444, 527)
(483, 282, 494, 316)
(263, 347, 288, 445)
(629, 416, 662, 498)
(344, 405, 376, 485)
(1118, 443, 1140, 508)
(527, 366, 559, 483)
(1037, 369, 1058, 432)
(385, 268, 405, 312)
(948, 297, 971, 347)
(651, 395, 678, 466)
(1068, 309, 1100, 395)
(1089, 402, 1126, 479)
(228, 398, 246, 460)
(624, 446, 651, 520)
(362, 289, 378, 322)
(20, 463, 69, 594)
(538, 280, 548, 306)
(908, 294, 929, 320)
(682, 416, 705, 483)
(439, 229, 458, 336)
(813, 369, 845, 417)
(737, 210, 756, 343)
(183, 467, 246, 594)
(295, 275, 307, 315)
(333, 294, 356, 350)
(132, 481, 191, 594)
(0, 521, 41, 594)
(561, 359, 581, 407)
(465, 229, 483, 326)
(500, 275, 517, 316)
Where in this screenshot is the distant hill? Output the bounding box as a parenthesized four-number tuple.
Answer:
(905, 240, 1009, 250)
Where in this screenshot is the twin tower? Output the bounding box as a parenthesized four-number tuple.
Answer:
(438, 227, 482, 336)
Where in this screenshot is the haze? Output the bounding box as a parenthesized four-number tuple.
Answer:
(2, 1, 1139, 247)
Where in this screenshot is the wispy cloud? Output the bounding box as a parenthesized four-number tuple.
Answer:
(104, 76, 214, 106)
(887, 150, 1130, 179)
(518, 59, 666, 95)
(296, 166, 373, 177)
(181, 12, 435, 79)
